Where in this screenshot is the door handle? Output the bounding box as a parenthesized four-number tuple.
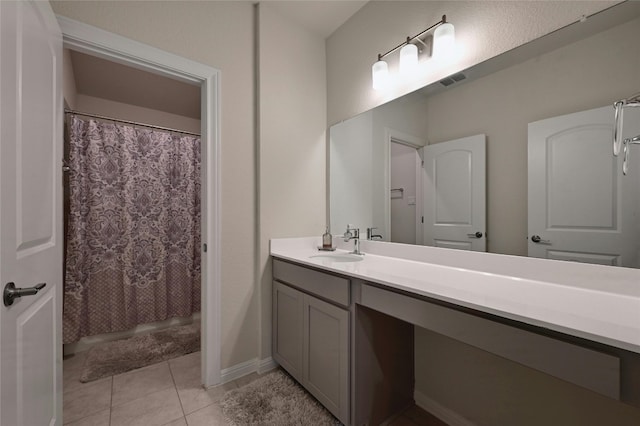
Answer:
(3, 282, 46, 307)
(467, 232, 483, 239)
(531, 235, 551, 244)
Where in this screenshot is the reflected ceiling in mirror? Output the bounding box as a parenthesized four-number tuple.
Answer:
(329, 1, 640, 268)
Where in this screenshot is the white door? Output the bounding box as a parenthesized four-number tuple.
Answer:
(528, 106, 640, 267)
(1, 2, 63, 425)
(422, 134, 486, 251)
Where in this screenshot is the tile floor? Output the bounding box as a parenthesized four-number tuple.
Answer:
(63, 350, 446, 426)
(63, 350, 256, 426)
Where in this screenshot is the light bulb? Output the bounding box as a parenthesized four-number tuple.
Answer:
(433, 22, 455, 59)
(399, 43, 418, 77)
(372, 60, 389, 91)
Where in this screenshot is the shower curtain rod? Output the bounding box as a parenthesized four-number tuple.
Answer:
(64, 109, 201, 137)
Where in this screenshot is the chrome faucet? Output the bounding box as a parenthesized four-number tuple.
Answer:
(366, 227, 383, 240)
(343, 224, 364, 255)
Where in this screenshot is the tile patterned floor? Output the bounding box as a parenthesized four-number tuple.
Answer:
(63, 351, 244, 426)
(63, 350, 446, 425)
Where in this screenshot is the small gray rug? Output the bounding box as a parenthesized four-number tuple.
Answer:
(220, 369, 339, 425)
(79, 322, 200, 382)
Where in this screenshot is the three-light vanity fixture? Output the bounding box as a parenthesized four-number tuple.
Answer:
(613, 92, 640, 175)
(372, 15, 455, 91)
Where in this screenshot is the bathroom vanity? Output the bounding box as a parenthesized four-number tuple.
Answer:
(271, 237, 640, 425)
(272, 258, 350, 422)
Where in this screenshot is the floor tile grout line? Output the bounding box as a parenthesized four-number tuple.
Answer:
(109, 381, 184, 426)
(65, 353, 214, 426)
(109, 375, 114, 426)
(110, 361, 178, 410)
(168, 359, 188, 419)
(61, 360, 111, 425)
(169, 352, 227, 419)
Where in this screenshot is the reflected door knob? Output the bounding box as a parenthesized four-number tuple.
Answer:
(531, 235, 551, 244)
(3, 282, 46, 307)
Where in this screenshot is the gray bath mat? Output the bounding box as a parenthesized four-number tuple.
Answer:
(79, 322, 200, 382)
(220, 369, 339, 425)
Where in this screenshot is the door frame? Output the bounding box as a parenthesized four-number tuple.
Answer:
(384, 127, 425, 244)
(57, 16, 222, 386)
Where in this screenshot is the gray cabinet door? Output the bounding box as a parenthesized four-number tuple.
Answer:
(303, 295, 349, 424)
(273, 281, 304, 383)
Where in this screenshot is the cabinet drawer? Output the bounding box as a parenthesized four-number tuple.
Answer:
(273, 259, 349, 307)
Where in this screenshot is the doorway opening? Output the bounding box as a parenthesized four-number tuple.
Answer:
(62, 47, 202, 346)
(385, 128, 425, 245)
(58, 16, 221, 391)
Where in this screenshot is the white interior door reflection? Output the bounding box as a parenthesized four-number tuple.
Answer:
(422, 134, 487, 252)
(528, 105, 640, 267)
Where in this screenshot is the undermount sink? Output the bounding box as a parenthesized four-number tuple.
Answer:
(309, 253, 364, 263)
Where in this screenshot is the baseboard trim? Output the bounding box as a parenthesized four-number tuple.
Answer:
(414, 390, 476, 426)
(220, 357, 258, 384)
(219, 357, 277, 384)
(258, 357, 278, 374)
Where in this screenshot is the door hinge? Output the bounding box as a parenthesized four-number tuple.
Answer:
(203, 243, 208, 253)
(421, 216, 424, 223)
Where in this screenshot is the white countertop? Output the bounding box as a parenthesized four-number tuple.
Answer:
(270, 237, 640, 354)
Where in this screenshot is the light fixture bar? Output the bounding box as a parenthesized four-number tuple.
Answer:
(377, 15, 447, 61)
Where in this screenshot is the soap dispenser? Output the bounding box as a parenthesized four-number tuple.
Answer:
(322, 226, 332, 249)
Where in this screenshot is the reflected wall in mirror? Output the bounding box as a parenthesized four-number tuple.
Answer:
(329, 2, 640, 268)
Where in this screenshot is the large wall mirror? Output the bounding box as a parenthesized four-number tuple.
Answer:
(330, 1, 640, 268)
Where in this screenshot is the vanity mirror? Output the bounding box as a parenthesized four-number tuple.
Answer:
(330, 1, 640, 268)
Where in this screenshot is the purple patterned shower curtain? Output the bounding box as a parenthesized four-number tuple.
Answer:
(63, 116, 201, 344)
